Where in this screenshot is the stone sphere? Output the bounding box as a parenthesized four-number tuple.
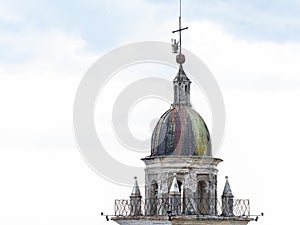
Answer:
(176, 54, 185, 64)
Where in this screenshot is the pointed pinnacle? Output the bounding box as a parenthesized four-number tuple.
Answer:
(169, 173, 180, 195)
(223, 176, 234, 197)
(131, 176, 141, 196)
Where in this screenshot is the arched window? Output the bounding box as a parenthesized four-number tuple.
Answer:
(150, 181, 158, 215)
(177, 180, 183, 214)
(168, 179, 183, 215)
(151, 182, 158, 198)
(177, 180, 183, 205)
(184, 188, 196, 215)
(177, 180, 182, 194)
(197, 180, 210, 215)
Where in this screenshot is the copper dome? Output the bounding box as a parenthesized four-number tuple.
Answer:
(151, 106, 211, 157)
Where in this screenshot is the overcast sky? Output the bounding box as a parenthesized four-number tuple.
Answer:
(1, 0, 300, 225)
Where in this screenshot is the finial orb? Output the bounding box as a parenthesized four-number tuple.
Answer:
(176, 54, 185, 64)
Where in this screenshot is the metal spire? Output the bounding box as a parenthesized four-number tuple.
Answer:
(172, 0, 188, 65)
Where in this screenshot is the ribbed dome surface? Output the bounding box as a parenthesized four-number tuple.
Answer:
(151, 106, 211, 157)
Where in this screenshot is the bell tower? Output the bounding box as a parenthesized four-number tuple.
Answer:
(110, 1, 255, 224)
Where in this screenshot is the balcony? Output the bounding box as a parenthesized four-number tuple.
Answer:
(114, 198, 250, 218)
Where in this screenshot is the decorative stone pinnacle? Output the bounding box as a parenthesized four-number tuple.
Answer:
(222, 176, 234, 197)
(131, 176, 141, 197)
(169, 174, 180, 195)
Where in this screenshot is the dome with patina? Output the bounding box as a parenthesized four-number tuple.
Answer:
(151, 106, 211, 157)
(150, 65, 211, 157)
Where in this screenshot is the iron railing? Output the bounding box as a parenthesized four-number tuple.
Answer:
(114, 198, 250, 217)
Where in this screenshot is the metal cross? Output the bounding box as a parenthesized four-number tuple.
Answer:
(172, 0, 188, 54)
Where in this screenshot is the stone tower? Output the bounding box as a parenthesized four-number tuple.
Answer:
(111, 1, 253, 224)
(112, 62, 252, 225)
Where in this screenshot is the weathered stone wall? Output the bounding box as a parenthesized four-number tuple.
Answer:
(142, 157, 222, 207)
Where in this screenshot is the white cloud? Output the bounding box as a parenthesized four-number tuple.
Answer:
(0, 28, 97, 77)
(0, 29, 98, 150)
(0, 1, 23, 22)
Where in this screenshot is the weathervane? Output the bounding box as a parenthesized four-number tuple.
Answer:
(172, 0, 188, 65)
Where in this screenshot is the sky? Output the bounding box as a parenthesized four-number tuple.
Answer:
(1, 0, 300, 224)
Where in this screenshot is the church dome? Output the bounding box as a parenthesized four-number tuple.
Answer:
(151, 106, 211, 157)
